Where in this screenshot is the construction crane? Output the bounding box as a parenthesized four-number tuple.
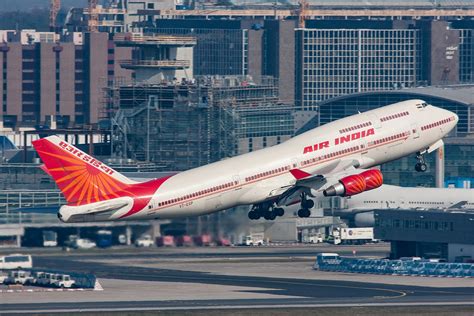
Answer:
(49, 0, 61, 32)
(297, 0, 309, 29)
(88, 0, 99, 32)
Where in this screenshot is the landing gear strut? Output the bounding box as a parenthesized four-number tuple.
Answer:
(415, 151, 428, 172)
(248, 202, 285, 221)
(297, 193, 313, 218)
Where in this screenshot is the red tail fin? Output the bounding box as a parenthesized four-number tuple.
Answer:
(32, 136, 136, 206)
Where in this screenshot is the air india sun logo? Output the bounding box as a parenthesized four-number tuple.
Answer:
(36, 142, 132, 206)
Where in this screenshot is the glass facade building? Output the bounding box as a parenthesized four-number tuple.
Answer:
(459, 29, 474, 83)
(149, 28, 249, 76)
(296, 29, 421, 110)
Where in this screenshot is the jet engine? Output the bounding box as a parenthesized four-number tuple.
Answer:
(359, 169, 383, 191)
(322, 169, 383, 197)
(323, 174, 366, 197)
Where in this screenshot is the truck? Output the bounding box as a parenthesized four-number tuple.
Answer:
(243, 233, 265, 246)
(96, 230, 113, 248)
(303, 233, 324, 244)
(334, 227, 376, 245)
(42, 231, 57, 247)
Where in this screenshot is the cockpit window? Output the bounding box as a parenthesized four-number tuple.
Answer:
(416, 102, 428, 109)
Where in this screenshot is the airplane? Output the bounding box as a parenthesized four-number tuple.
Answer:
(324, 184, 474, 227)
(32, 99, 458, 223)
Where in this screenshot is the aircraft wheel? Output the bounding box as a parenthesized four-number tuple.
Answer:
(274, 207, 284, 217)
(297, 208, 309, 218)
(263, 211, 274, 220)
(302, 200, 314, 209)
(248, 211, 259, 220)
(415, 163, 427, 172)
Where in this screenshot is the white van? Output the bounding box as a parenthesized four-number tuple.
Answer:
(0, 254, 33, 269)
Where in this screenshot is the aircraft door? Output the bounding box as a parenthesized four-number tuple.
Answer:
(368, 113, 381, 129)
(411, 123, 420, 139)
(233, 175, 241, 190)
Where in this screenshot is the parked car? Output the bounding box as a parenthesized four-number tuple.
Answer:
(135, 235, 154, 247)
(74, 238, 97, 249)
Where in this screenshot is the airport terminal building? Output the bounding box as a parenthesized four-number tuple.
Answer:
(375, 209, 474, 262)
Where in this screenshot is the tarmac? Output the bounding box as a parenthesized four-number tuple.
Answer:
(0, 244, 473, 314)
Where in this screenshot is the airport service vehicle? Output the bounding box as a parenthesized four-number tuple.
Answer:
(193, 234, 212, 246)
(176, 235, 193, 247)
(334, 227, 376, 245)
(36, 273, 53, 286)
(51, 274, 75, 288)
(244, 233, 265, 246)
(96, 230, 113, 248)
(42, 231, 58, 247)
(135, 235, 154, 247)
(32, 100, 458, 223)
(326, 184, 474, 227)
(157, 235, 175, 247)
(0, 273, 7, 284)
(303, 233, 324, 244)
(5, 270, 33, 285)
(74, 238, 96, 249)
(313, 253, 341, 269)
(0, 254, 33, 269)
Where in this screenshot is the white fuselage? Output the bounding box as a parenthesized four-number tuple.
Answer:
(344, 185, 474, 212)
(60, 100, 459, 222)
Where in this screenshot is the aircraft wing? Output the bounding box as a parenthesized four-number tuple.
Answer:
(449, 201, 468, 209)
(276, 159, 361, 206)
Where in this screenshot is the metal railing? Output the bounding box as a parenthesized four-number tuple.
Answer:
(314, 256, 474, 278)
(120, 59, 191, 68)
(0, 190, 64, 224)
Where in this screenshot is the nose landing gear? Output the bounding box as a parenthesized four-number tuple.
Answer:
(415, 151, 428, 172)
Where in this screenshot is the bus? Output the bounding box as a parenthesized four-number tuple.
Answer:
(0, 254, 33, 269)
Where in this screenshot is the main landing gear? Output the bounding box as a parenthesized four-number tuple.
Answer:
(415, 151, 428, 172)
(248, 202, 284, 221)
(297, 192, 313, 218)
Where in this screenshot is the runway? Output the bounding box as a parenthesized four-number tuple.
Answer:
(1, 245, 473, 314)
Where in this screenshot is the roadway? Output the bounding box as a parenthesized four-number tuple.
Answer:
(1, 244, 473, 314)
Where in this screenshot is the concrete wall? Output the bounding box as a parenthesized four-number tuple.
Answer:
(448, 243, 474, 262)
(39, 43, 56, 120)
(85, 32, 109, 124)
(5, 43, 22, 122)
(430, 21, 460, 85)
(59, 43, 77, 123)
(247, 28, 263, 79)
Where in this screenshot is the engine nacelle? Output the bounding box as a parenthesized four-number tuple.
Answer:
(323, 174, 366, 197)
(359, 169, 383, 191)
(354, 212, 375, 227)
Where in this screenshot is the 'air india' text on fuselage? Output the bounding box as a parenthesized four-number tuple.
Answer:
(303, 128, 375, 154)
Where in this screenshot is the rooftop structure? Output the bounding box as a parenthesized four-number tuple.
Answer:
(114, 33, 196, 83)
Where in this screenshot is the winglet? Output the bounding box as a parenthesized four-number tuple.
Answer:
(289, 168, 312, 180)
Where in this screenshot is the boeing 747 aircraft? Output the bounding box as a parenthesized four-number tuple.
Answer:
(32, 99, 458, 223)
(327, 184, 474, 227)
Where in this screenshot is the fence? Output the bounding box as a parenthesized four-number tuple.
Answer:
(314, 256, 474, 278)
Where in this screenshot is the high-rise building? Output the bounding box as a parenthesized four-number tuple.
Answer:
(0, 31, 132, 129)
